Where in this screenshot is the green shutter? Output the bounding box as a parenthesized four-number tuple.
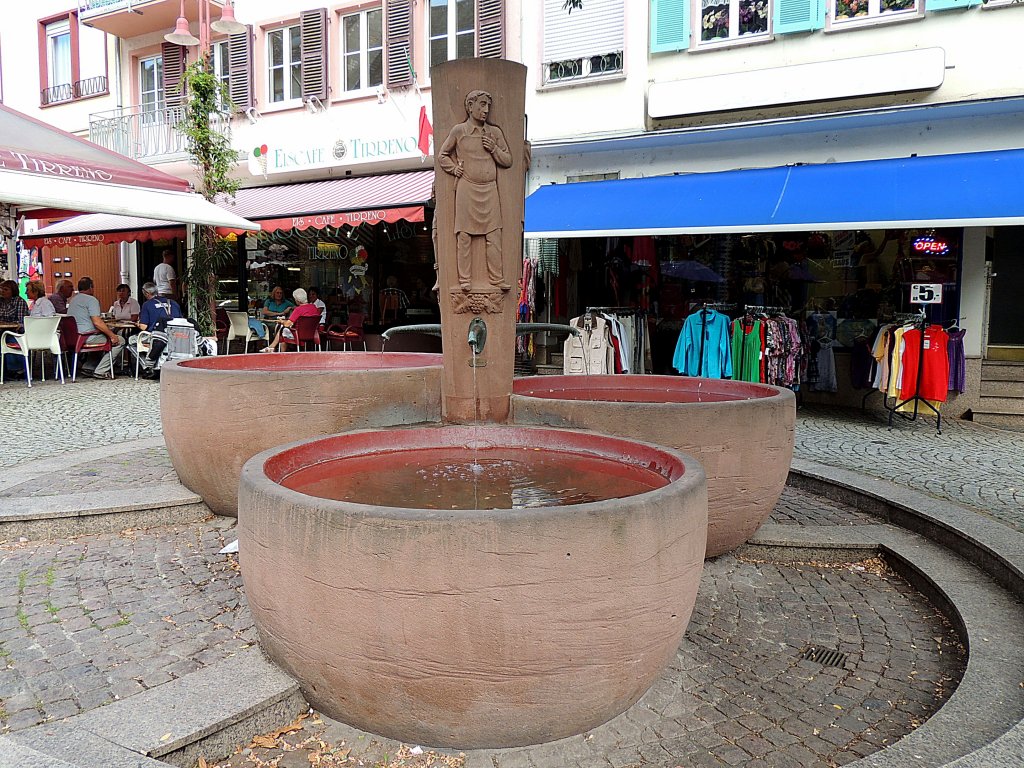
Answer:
(651, 0, 689, 53)
(773, 0, 824, 34)
(925, 0, 980, 11)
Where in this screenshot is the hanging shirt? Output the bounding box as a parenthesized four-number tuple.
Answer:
(810, 339, 838, 392)
(899, 325, 950, 403)
(564, 314, 615, 375)
(947, 328, 967, 394)
(731, 318, 762, 383)
(673, 309, 733, 378)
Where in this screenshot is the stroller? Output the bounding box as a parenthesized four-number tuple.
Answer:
(132, 318, 206, 379)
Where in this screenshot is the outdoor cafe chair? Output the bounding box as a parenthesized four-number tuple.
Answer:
(0, 315, 64, 387)
(226, 310, 264, 353)
(279, 314, 321, 352)
(324, 312, 366, 351)
(59, 316, 114, 382)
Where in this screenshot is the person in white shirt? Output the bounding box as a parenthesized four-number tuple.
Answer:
(308, 286, 327, 325)
(26, 281, 56, 317)
(154, 250, 177, 298)
(109, 284, 141, 322)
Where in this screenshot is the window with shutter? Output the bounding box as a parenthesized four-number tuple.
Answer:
(695, 0, 771, 45)
(428, 0, 475, 71)
(543, 0, 623, 85)
(477, 0, 504, 58)
(38, 12, 110, 106)
(384, 0, 413, 88)
(651, 0, 691, 52)
(300, 8, 328, 101)
(826, 0, 918, 27)
(161, 41, 186, 108)
(227, 26, 254, 111)
(267, 25, 302, 103)
(342, 8, 384, 93)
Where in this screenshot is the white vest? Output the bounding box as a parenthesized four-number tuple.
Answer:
(563, 314, 615, 375)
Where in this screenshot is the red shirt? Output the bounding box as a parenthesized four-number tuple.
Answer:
(899, 325, 949, 402)
(288, 303, 322, 323)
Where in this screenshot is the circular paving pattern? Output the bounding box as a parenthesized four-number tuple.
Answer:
(0, 484, 963, 768)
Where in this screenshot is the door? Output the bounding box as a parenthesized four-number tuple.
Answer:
(988, 227, 1024, 356)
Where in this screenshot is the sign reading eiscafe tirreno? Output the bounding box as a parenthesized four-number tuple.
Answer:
(0, 149, 114, 181)
(248, 133, 420, 176)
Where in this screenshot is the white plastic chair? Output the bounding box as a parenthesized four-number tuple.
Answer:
(226, 311, 265, 353)
(0, 316, 64, 387)
(133, 331, 154, 380)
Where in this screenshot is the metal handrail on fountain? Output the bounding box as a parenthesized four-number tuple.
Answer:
(381, 322, 581, 344)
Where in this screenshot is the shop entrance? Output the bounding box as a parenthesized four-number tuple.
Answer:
(988, 227, 1024, 359)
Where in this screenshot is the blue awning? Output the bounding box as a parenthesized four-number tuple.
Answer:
(524, 148, 1024, 238)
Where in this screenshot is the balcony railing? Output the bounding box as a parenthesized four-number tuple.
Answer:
(89, 104, 230, 162)
(41, 75, 109, 106)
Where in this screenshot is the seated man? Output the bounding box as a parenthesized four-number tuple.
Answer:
(109, 284, 141, 322)
(132, 282, 183, 375)
(47, 279, 74, 315)
(67, 276, 124, 378)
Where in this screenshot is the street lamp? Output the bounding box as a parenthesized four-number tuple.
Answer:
(165, 0, 246, 53)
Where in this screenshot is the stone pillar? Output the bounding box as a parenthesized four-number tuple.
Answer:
(431, 58, 527, 424)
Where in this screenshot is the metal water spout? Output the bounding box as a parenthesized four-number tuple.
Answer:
(380, 324, 443, 343)
(468, 317, 488, 355)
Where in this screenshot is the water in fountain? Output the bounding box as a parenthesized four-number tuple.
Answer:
(280, 444, 668, 509)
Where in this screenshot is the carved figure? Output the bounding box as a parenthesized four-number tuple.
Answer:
(438, 90, 513, 292)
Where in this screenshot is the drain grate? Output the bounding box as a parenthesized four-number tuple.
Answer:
(800, 646, 849, 668)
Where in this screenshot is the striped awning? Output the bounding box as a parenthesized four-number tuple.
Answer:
(23, 213, 184, 248)
(218, 169, 435, 233)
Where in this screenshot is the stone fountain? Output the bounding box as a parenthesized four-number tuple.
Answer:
(160, 57, 792, 750)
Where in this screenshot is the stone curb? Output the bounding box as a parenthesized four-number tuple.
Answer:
(0, 648, 308, 768)
(0, 484, 209, 542)
(775, 460, 1024, 768)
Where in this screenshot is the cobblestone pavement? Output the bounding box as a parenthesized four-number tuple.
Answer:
(769, 488, 877, 527)
(0, 378, 162, 469)
(212, 551, 962, 768)
(794, 405, 1024, 531)
(0, 488, 956, 767)
(0, 522, 252, 732)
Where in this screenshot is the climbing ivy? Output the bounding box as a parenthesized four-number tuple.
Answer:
(177, 59, 240, 339)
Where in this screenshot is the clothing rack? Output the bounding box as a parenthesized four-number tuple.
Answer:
(745, 304, 789, 315)
(585, 306, 645, 315)
(885, 308, 941, 434)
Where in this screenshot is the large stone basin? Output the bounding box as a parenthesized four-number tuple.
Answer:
(161, 352, 443, 516)
(238, 425, 707, 748)
(512, 375, 795, 558)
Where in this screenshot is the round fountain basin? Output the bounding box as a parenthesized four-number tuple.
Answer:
(512, 375, 795, 558)
(239, 425, 708, 749)
(160, 352, 443, 516)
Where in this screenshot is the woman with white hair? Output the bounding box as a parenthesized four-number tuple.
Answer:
(261, 288, 322, 352)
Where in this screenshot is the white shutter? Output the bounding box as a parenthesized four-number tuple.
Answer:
(543, 0, 624, 62)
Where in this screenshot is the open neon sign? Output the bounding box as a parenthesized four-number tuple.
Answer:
(912, 235, 950, 256)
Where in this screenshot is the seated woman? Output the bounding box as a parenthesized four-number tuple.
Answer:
(261, 288, 321, 352)
(27, 281, 56, 317)
(261, 285, 294, 322)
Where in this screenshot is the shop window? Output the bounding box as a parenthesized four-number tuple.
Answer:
(342, 8, 383, 93)
(829, 0, 920, 25)
(543, 0, 623, 85)
(38, 13, 108, 106)
(697, 0, 770, 45)
(267, 24, 302, 103)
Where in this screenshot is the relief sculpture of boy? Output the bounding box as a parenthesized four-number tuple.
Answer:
(437, 89, 513, 292)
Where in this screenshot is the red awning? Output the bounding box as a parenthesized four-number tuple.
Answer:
(0, 103, 190, 193)
(217, 169, 434, 234)
(23, 213, 185, 248)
